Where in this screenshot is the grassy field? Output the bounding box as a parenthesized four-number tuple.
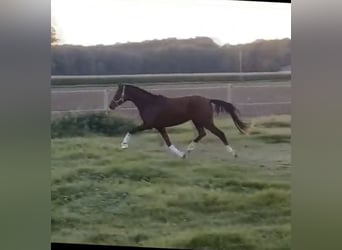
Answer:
(51, 115, 291, 250)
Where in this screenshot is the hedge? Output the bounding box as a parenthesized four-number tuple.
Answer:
(51, 113, 136, 138)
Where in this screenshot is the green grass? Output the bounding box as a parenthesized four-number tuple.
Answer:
(51, 115, 291, 250)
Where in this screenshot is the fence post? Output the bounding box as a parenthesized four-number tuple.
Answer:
(227, 84, 232, 102)
(103, 89, 109, 112)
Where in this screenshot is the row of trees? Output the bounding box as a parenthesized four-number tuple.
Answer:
(51, 36, 290, 75)
(51, 26, 58, 45)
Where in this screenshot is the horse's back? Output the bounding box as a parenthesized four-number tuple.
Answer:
(149, 95, 213, 127)
(188, 95, 212, 112)
(167, 95, 209, 103)
(168, 95, 213, 121)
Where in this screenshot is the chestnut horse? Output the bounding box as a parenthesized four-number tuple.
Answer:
(109, 84, 249, 158)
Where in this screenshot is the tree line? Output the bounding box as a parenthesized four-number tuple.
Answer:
(51, 37, 290, 75)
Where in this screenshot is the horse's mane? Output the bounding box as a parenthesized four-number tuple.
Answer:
(125, 84, 160, 97)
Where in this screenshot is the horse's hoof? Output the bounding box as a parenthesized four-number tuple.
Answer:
(187, 147, 195, 153)
(121, 143, 128, 149)
(181, 153, 186, 159)
(234, 153, 238, 158)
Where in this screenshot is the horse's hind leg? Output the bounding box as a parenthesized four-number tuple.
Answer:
(186, 121, 206, 153)
(157, 128, 185, 158)
(204, 123, 238, 158)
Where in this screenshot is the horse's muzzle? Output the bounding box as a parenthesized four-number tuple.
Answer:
(109, 99, 124, 110)
(109, 102, 117, 110)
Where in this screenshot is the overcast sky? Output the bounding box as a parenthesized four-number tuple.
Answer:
(51, 0, 291, 46)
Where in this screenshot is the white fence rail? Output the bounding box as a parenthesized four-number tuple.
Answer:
(51, 80, 291, 118)
(51, 71, 291, 87)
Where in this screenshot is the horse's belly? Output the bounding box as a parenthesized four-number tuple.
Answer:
(165, 117, 190, 127)
(156, 112, 190, 127)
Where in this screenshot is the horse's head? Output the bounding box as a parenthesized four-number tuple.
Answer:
(109, 84, 128, 110)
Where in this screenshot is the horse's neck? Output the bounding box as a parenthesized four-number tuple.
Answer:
(127, 88, 158, 110)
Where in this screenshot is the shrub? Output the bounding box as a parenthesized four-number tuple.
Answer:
(51, 113, 136, 138)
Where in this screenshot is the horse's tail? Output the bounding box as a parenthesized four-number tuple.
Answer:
(210, 99, 250, 135)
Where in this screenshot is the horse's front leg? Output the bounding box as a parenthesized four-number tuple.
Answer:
(157, 128, 185, 159)
(120, 124, 151, 149)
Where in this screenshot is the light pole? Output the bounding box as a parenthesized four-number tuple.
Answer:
(239, 48, 243, 80)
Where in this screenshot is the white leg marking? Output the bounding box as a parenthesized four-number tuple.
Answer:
(169, 145, 185, 158)
(226, 145, 237, 157)
(226, 145, 233, 153)
(121, 132, 131, 149)
(187, 141, 197, 152)
(122, 132, 131, 144)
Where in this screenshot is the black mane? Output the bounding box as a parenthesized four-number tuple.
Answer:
(125, 84, 160, 97)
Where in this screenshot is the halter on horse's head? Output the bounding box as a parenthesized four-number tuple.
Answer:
(109, 84, 126, 110)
